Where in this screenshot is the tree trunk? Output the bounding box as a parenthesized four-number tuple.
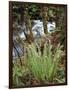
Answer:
(41, 5, 48, 34)
(23, 4, 34, 44)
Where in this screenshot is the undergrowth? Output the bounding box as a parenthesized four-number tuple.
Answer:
(27, 42, 63, 82)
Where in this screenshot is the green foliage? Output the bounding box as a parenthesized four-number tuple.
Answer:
(54, 67, 65, 83)
(13, 63, 27, 87)
(12, 3, 66, 86)
(27, 42, 63, 82)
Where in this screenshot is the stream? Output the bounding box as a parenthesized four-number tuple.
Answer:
(13, 20, 56, 59)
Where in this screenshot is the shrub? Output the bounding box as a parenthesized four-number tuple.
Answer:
(13, 63, 29, 87)
(27, 42, 63, 83)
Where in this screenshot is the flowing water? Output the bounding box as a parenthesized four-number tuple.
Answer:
(13, 20, 56, 59)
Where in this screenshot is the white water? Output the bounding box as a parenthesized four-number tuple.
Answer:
(19, 20, 56, 39)
(13, 20, 56, 59)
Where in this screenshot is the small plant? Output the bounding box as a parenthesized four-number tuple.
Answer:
(13, 63, 23, 87)
(43, 43, 63, 82)
(27, 42, 63, 83)
(13, 62, 29, 87)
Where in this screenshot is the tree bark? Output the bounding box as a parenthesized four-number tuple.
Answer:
(23, 4, 34, 44)
(41, 5, 48, 34)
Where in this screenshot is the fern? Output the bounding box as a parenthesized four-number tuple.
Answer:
(27, 43, 63, 82)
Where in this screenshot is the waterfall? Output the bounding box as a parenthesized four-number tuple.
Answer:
(13, 20, 56, 59)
